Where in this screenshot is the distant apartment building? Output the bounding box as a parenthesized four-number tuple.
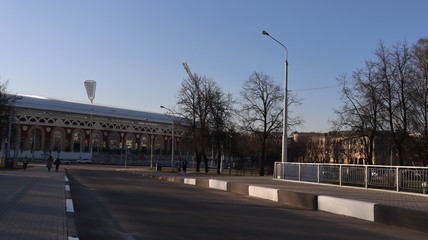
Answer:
(290, 131, 400, 165)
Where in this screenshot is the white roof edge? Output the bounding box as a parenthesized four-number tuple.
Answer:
(14, 94, 179, 124)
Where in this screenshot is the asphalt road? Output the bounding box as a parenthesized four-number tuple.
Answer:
(66, 166, 427, 240)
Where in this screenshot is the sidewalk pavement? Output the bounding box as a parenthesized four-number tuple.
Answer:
(120, 167, 428, 234)
(0, 164, 76, 240)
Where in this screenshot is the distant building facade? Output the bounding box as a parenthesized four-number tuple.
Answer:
(290, 131, 398, 165)
(1, 95, 191, 162)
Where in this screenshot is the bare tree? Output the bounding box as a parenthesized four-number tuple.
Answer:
(375, 41, 414, 166)
(334, 60, 382, 164)
(239, 72, 283, 176)
(207, 83, 234, 174)
(176, 74, 212, 172)
(0, 80, 12, 138)
(0, 80, 14, 161)
(410, 38, 428, 166)
(334, 40, 421, 166)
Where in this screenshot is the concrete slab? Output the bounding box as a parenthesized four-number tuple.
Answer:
(318, 196, 375, 221)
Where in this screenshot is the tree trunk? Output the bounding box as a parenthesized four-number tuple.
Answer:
(195, 149, 201, 172)
(203, 152, 209, 173)
(259, 137, 266, 176)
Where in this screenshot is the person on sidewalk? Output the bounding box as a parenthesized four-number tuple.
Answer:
(23, 156, 28, 170)
(46, 155, 54, 172)
(54, 157, 61, 172)
(182, 160, 187, 175)
(176, 159, 181, 174)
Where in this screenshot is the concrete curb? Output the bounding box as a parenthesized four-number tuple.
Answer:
(122, 170, 428, 234)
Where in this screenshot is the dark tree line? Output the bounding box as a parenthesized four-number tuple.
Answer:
(334, 38, 428, 166)
(176, 70, 302, 175)
(176, 73, 234, 173)
(0, 80, 20, 162)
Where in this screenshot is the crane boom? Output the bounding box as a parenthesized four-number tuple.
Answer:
(182, 61, 199, 90)
(182, 62, 195, 80)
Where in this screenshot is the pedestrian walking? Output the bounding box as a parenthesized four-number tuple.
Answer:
(54, 157, 61, 172)
(182, 160, 187, 175)
(46, 155, 54, 172)
(176, 159, 181, 174)
(23, 156, 28, 170)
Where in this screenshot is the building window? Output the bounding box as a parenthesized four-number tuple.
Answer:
(30, 128, 42, 151)
(73, 132, 82, 152)
(108, 133, 119, 149)
(92, 132, 101, 152)
(155, 136, 163, 154)
(141, 136, 149, 153)
(125, 135, 134, 149)
(53, 130, 62, 151)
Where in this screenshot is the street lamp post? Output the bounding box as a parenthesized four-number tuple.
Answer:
(262, 30, 288, 163)
(160, 105, 175, 172)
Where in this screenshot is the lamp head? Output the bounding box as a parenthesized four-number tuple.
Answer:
(262, 30, 269, 36)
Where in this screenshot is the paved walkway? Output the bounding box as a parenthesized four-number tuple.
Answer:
(0, 164, 70, 240)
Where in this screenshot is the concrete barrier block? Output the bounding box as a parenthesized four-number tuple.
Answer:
(209, 179, 228, 191)
(66, 199, 74, 213)
(278, 190, 317, 210)
(374, 204, 428, 234)
(249, 186, 279, 202)
(184, 178, 196, 185)
(196, 178, 210, 188)
(227, 182, 249, 195)
(171, 177, 184, 183)
(318, 196, 375, 221)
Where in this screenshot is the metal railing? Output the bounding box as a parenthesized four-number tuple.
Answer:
(274, 162, 428, 194)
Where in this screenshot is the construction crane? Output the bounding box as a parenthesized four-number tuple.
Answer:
(182, 62, 194, 81)
(182, 61, 200, 92)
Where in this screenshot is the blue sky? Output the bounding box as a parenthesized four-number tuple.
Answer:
(1, 0, 427, 132)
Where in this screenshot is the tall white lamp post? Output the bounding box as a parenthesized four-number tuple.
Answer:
(262, 30, 288, 163)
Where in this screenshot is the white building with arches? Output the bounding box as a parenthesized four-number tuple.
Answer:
(3, 94, 190, 164)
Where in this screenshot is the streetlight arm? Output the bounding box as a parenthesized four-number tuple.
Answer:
(262, 30, 288, 61)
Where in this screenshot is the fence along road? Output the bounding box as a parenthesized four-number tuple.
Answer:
(274, 162, 428, 194)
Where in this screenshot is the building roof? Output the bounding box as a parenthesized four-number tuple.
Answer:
(14, 94, 176, 124)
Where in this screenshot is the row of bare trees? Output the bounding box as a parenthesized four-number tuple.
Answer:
(334, 38, 428, 166)
(175, 73, 234, 174)
(174, 70, 301, 175)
